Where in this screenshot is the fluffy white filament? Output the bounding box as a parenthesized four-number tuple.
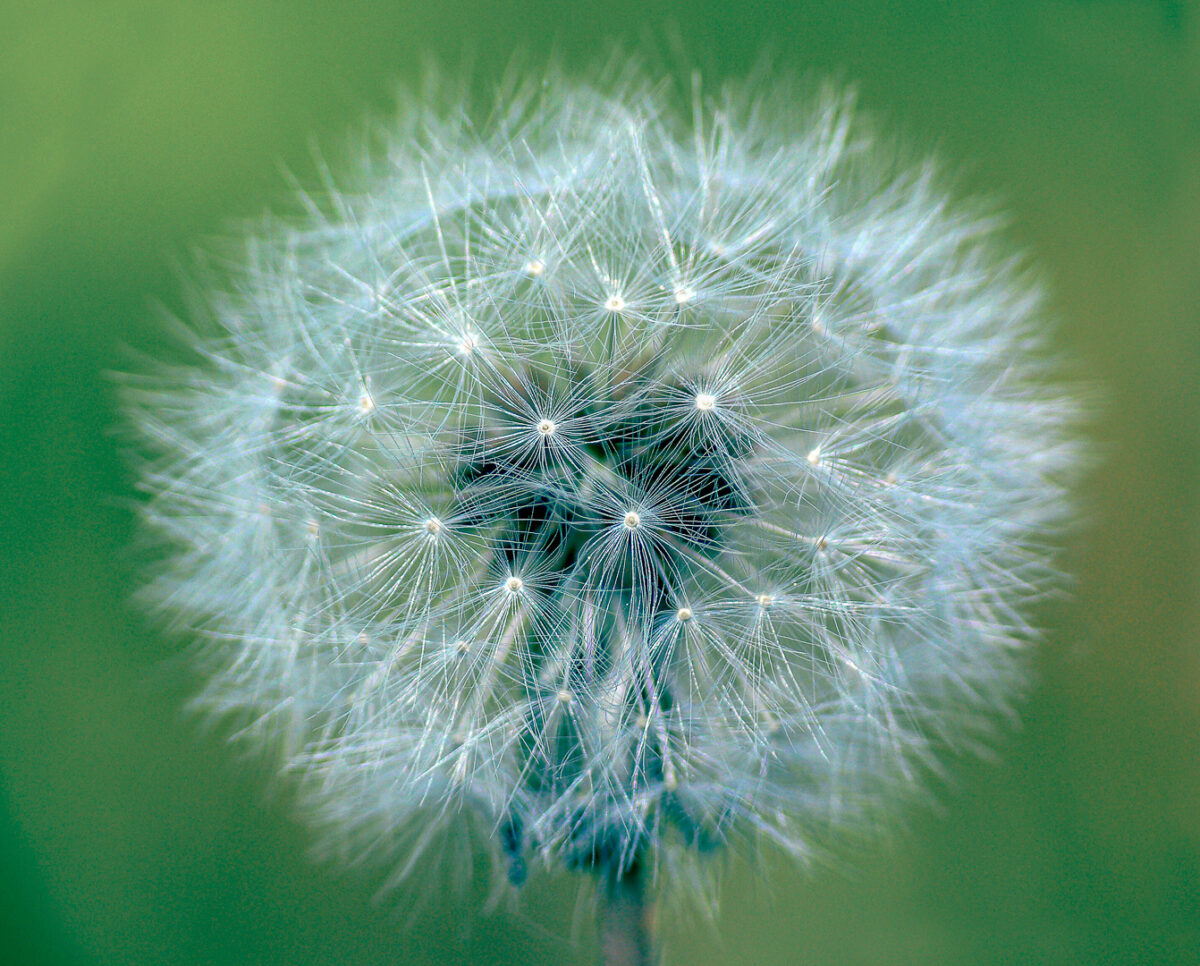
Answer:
(128, 72, 1079, 899)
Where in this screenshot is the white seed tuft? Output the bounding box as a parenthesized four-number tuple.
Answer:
(127, 68, 1083, 908)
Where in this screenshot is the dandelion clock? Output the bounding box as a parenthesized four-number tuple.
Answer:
(126, 69, 1081, 965)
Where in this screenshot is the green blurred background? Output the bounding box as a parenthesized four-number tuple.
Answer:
(1, 1, 1197, 963)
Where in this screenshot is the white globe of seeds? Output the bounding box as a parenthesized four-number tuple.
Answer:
(130, 74, 1079, 899)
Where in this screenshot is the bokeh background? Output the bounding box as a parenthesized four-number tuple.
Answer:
(2, 1, 1197, 963)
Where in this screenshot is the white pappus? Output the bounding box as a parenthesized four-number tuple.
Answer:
(126, 67, 1081, 932)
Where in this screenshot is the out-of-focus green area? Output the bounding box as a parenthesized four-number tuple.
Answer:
(1, 1, 1197, 963)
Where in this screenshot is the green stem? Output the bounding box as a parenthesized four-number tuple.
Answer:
(599, 864, 656, 966)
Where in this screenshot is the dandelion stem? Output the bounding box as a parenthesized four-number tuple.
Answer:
(599, 864, 655, 966)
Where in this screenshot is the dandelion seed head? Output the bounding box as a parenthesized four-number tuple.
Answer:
(127, 66, 1083, 906)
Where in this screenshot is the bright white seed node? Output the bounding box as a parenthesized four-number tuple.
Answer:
(807, 447, 822, 467)
(537, 418, 556, 437)
(423, 517, 443, 536)
(456, 333, 477, 355)
(524, 258, 545, 276)
(756, 593, 774, 609)
(694, 392, 717, 412)
(604, 294, 626, 313)
(504, 576, 524, 594)
(357, 391, 375, 415)
(623, 510, 641, 529)
(557, 689, 574, 705)
(676, 607, 693, 622)
(674, 286, 695, 304)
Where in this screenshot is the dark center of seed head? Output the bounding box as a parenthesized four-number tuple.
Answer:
(450, 364, 757, 594)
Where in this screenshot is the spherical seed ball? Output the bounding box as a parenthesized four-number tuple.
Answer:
(128, 72, 1080, 900)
